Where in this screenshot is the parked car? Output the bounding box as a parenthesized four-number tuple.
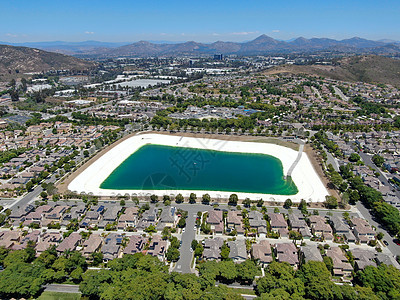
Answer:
(383, 240, 389, 246)
(393, 239, 400, 246)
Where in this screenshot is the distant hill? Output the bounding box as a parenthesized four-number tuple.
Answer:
(0, 44, 95, 76)
(265, 55, 400, 87)
(2, 36, 399, 57)
(81, 35, 400, 57)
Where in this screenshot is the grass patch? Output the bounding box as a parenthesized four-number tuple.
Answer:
(249, 138, 299, 151)
(37, 291, 81, 300)
(226, 287, 256, 295)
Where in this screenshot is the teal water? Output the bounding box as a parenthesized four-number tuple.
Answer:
(100, 144, 298, 195)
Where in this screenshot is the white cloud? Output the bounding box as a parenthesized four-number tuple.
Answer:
(272, 30, 280, 33)
(231, 31, 258, 36)
(6, 33, 18, 38)
(85, 31, 95, 34)
(212, 33, 220, 36)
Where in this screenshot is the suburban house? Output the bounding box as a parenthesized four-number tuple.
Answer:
(300, 245, 323, 264)
(226, 211, 245, 235)
(351, 218, 375, 243)
(56, 232, 81, 254)
(325, 247, 353, 279)
(308, 215, 333, 240)
(351, 248, 377, 271)
(123, 235, 147, 255)
(118, 207, 139, 230)
(251, 240, 273, 267)
(275, 243, 299, 269)
(248, 211, 267, 235)
(268, 213, 288, 236)
(82, 234, 103, 257)
(329, 216, 356, 243)
(0, 231, 21, 249)
(157, 206, 177, 230)
(203, 237, 224, 260)
(102, 233, 123, 261)
(207, 210, 224, 234)
(227, 239, 247, 263)
(147, 235, 167, 261)
(137, 208, 159, 230)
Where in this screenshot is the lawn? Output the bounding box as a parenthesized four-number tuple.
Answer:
(37, 291, 81, 300)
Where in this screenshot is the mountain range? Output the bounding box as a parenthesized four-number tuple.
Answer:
(2, 35, 399, 57)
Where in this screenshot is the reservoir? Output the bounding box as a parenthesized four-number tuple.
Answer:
(100, 144, 298, 195)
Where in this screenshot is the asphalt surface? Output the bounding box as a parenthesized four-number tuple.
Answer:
(173, 204, 209, 273)
(8, 174, 57, 211)
(346, 144, 400, 255)
(356, 201, 400, 255)
(44, 284, 81, 294)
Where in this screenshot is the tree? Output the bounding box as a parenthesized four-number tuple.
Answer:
(257, 199, 264, 207)
(191, 240, 198, 250)
(324, 196, 338, 209)
(150, 194, 158, 203)
(189, 193, 196, 204)
(202, 194, 210, 205)
(236, 260, 260, 284)
(243, 198, 251, 207)
(349, 153, 360, 162)
(376, 232, 384, 240)
(297, 261, 334, 300)
(228, 194, 238, 206)
(175, 193, 184, 203)
(83, 150, 89, 157)
(298, 199, 307, 214)
(166, 247, 180, 262)
(289, 230, 302, 241)
(177, 217, 186, 228)
(220, 243, 230, 260)
(284, 199, 293, 209)
(40, 191, 48, 199)
(218, 260, 238, 283)
(372, 154, 384, 167)
(119, 199, 126, 206)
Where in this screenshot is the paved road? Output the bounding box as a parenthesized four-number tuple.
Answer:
(334, 86, 349, 101)
(357, 150, 400, 198)
(173, 204, 209, 273)
(356, 202, 400, 256)
(323, 146, 339, 172)
(44, 284, 81, 294)
(8, 174, 57, 211)
(349, 146, 400, 256)
(287, 143, 304, 177)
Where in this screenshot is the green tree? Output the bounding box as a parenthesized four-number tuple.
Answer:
(220, 243, 230, 261)
(189, 193, 197, 204)
(175, 193, 184, 203)
(372, 154, 385, 167)
(228, 194, 238, 206)
(243, 198, 251, 207)
(349, 153, 360, 162)
(202, 194, 211, 205)
(284, 199, 293, 209)
(324, 196, 338, 209)
(150, 194, 158, 203)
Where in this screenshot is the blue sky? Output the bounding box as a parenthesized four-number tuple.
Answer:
(1, 0, 399, 43)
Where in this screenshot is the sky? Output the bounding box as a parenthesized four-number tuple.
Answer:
(1, 0, 399, 43)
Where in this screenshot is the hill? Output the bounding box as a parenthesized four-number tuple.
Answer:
(265, 55, 400, 87)
(0, 44, 96, 77)
(83, 35, 400, 57)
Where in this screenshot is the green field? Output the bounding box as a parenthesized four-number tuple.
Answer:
(37, 291, 81, 300)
